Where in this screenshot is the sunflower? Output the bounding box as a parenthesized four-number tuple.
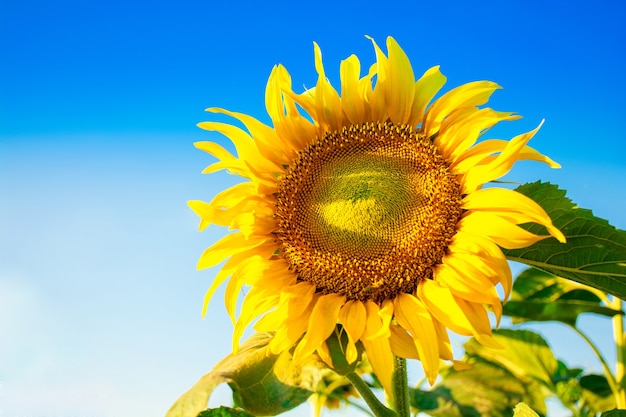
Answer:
(189, 36, 565, 393)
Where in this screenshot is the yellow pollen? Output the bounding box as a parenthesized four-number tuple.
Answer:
(275, 122, 462, 302)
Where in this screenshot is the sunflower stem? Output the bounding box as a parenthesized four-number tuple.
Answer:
(346, 372, 397, 417)
(392, 356, 411, 417)
(567, 323, 621, 403)
(609, 296, 626, 409)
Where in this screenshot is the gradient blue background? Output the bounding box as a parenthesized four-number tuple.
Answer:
(1, 1, 625, 416)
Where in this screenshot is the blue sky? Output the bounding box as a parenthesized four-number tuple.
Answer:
(1, 1, 625, 416)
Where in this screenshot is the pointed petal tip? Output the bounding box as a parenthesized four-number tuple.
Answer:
(426, 373, 437, 386)
(553, 229, 567, 243)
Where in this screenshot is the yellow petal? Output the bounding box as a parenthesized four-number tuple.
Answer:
(230, 212, 276, 239)
(194, 140, 250, 178)
(232, 286, 281, 352)
(453, 297, 502, 349)
(293, 293, 345, 363)
(458, 211, 550, 249)
(432, 318, 453, 361)
(245, 258, 294, 288)
(255, 282, 316, 332)
(435, 261, 501, 308)
(312, 42, 343, 132)
(418, 280, 501, 348)
(361, 337, 394, 396)
(200, 159, 253, 179)
(363, 300, 393, 340)
(394, 293, 440, 384)
(435, 109, 520, 164)
(385, 36, 415, 124)
(409, 66, 447, 127)
(340, 54, 365, 124)
(423, 81, 501, 139)
(265, 64, 315, 153)
(201, 248, 260, 317)
(196, 233, 267, 270)
(188, 200, 233, 229)
(448, 231, 513, 299)
(452, 139, 561, 174)
(389, 324, 419, 359)
(225, 256, 283, 321)
(338, 300, 367, 364)
(193, 140, 235, 161)
(208, 182, 256, 208)
(462, 188, 565, 243)
(224, 265, 245, 323)
(419, 279, 479, 337)
(357, 62, 378, 121)
(462, 121, 543, 192)
(259, 284, 318, 355)
(268, 309, 311, 355)
(201, 241, 278, 320)
(441, 260, 503, 326)
(206, 108, 290, 169)
(365, 36, 389, 122)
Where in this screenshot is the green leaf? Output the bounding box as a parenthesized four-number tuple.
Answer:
(196, 406, 255, 417)
(166, 371, 225, 417)
(601, 410, 626, 417)
(580, 374, 616, 414)
(166, 332, 316, 417)
(411, 329, 560, 417)
(503, 268, 622, 325)
(228, 338, 315, 416)
(552, 359, 583, 382)
(411, 360, 544, 417)
(580, 374, 613, 397)
(464, 329, 557, 391)
(502, 181, 626, 299)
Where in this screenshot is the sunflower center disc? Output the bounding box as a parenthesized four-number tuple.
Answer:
(275, 122, 462, 302)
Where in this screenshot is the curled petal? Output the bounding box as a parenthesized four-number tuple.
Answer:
(293, 293, 346, 363)
(424, 81, 501, 139)
(338, 300, 367, 364)
(459, 211, 552, 249)
(394, 293, 440, 384)
(462, 188, 565, 243)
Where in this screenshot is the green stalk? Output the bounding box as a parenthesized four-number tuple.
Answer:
(392, 356, 411, 417)
(567, 323, 620, 402)
(346, 372, 398, 417)
(609, 296, 626, 409)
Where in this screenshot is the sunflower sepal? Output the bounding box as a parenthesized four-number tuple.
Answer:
(320, 325, 364, 376)
(165, 332, 327, 417)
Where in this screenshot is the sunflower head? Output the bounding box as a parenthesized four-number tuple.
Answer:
(275, 121, 463, 303)
(190, 36, 565, 392)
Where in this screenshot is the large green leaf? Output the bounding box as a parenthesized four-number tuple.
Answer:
(165, 333, 316, 417)
(503, 268, 622, 325)
(411, 329, 558, 417)
(502, 182, 626, 299)
(464, 329, 557, 390)
(411, 360, 545, 417)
